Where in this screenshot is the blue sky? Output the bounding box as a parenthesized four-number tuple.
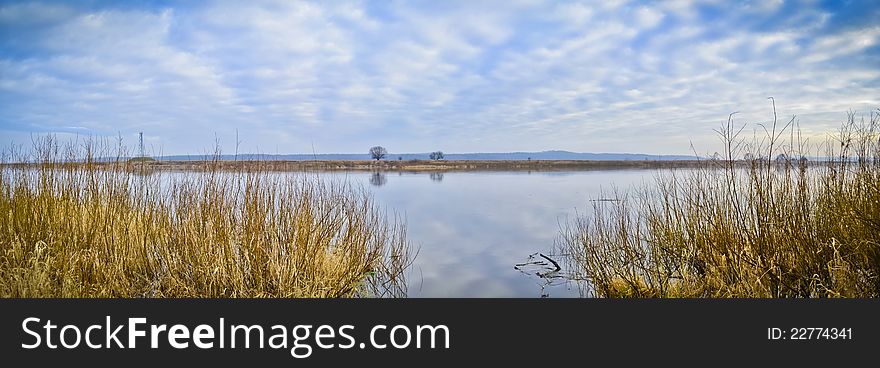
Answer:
(1, 0, 878, 155)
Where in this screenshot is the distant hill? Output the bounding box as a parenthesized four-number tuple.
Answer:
(156, 150, 698, 161)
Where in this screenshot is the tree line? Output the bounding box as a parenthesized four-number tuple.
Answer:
(369, 146, 444, 161)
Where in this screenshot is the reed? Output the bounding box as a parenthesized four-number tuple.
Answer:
(560, 106, 880, 297)
(0, 137, 412, 297)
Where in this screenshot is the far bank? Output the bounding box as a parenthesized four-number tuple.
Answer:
(108, 159, 719, 172)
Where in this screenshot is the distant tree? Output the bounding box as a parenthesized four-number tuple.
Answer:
(429, 151, 444, 160)
(369, 146, 387, 161)
(398, 156, 402, 160)
(743, 153, 755, 161)
(127, 156, 156, 163)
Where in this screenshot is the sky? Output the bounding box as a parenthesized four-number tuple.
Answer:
(0, 0, 878, 156)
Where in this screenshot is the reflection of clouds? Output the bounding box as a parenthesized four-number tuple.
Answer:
(336, 170, 652, 297)
(415, 261, 517, 298)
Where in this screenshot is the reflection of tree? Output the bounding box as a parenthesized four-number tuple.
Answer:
(429, 172, 444, 182)
(370, 172, 387, 186)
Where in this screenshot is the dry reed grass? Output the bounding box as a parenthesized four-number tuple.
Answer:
(0, 137, 412, 297)
(560, 105, 880, 297)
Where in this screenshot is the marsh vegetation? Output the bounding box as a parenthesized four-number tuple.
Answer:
(0, 138, 412, 297)
(560, 107, 880, 297)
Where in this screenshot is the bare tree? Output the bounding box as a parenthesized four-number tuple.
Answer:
(429, 151, 444, 160)
(369, 146, 387, 161)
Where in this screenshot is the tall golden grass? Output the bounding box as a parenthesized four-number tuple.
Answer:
(0, 137, 412, 297)
(560, 106, 880, 297)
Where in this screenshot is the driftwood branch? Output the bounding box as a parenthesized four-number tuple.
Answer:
(539, 253, 561, 273)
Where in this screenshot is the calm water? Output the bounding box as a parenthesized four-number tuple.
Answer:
(4, 166, 661, 297)
(319, 170, 658, 298)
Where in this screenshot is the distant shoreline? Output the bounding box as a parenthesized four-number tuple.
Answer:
(1, 158, 831, 172)
(89, 159, 720, 172)
(152, 151, 699, 162)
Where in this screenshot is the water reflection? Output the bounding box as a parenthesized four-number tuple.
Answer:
(340, 169, 654, 297)
(429, 172, 444, 182)
(369, 172, 387, 186)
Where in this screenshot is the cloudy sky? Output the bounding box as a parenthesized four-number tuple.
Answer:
(1, 0, 878, 156)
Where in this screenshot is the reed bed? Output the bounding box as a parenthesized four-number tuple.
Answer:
(560, 106, 880, 297)
(0, 138, 412, 297)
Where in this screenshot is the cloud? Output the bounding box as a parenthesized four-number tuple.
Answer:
(801, 27, 880, 63)
(634, 6, 665, 29)
(0, 0, 878, 155)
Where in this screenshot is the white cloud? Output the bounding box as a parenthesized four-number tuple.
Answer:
(552, 3, 594, 28)
(0, 0, 877, 155)
(801, 27, 880, 63)
(634, 6, 664, 29)
(741, 0, 785, 13)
